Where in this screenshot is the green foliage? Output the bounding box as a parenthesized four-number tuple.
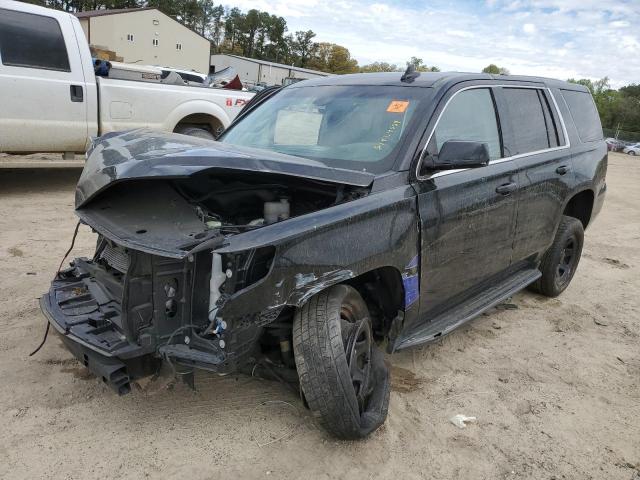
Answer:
(308, 43, 359, 74)
(407, 57, 440, 72)
(360, 62, 399, 73)
(568, 78, 640, 133)
(292, 30, 316, 68)
(482, 64, 509, 75)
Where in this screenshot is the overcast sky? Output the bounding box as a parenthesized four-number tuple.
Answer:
(225, 0, 639, 87)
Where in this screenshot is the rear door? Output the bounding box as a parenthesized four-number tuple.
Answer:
(497, 86, 574, 262)
(413, 86, 519, 323)
(0, 5, 88, 152)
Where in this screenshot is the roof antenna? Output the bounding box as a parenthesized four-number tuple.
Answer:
(401, 64, 420, 83)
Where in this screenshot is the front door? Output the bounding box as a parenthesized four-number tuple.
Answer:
(412, 86, 519, 324)
(0, 7, 88, 153)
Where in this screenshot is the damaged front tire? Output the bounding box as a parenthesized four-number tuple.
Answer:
(293, 285, 390, 439)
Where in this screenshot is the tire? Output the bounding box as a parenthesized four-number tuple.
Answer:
(629, 151, 636, 156)
(176, 126, 215, 140)
(530, 215, 584, 297)
(293, 285, 390, 439)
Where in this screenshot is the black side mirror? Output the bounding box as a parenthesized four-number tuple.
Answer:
(423, 140, 491, 171)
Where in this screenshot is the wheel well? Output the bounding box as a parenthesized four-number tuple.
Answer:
(346, 266, 404, 338)
(563, 190, 594, 229)
(174, 114, 224, 135)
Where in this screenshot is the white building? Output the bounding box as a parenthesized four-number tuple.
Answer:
(76, 8, 210, 73)
(210, 54, 329, 87)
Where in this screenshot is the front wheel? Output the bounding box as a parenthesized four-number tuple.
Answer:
(293, 285, 390, 439)
(629, 151, 636, 156)
(530, 215, 584, 297)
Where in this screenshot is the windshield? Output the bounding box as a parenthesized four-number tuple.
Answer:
(219, 85, 427, 173)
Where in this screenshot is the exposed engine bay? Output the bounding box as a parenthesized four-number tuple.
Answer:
(77, 171, 363, 258)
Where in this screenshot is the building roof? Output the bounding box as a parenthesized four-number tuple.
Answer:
(213, 54, 330, 76)
(75, 7, 154, 19)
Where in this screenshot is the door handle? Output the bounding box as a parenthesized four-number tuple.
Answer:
(70, 85, 83, 102)
(495, 182, 517, 195)
(556, 165, 570, 175)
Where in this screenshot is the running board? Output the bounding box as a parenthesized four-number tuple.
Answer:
(395, 268, 541, 351)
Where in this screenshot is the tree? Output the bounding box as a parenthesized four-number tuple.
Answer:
(292, 30, 316, 67)
(240, 9, 261, 57)
(482, 64, 510, 75)
(264, 15, 287, 62)
(407, 56, 440, 72)
(210, 4, 224, 51)
(307, 43, 358, 74)
(360, 62, 398, 73)
(222, 7, 242, 52)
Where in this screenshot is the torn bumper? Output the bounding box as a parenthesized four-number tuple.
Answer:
(40, 296, 132, 394)
(39, 250, 253, 392)
(41, 294, 137, 395)
(39, 262, 157, 395)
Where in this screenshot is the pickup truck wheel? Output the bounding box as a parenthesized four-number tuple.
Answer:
(176, 126, 215, 140)
(530, 215, 584, 297)
(293, 285, 390, 439)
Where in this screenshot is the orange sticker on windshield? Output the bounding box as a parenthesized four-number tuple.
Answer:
(387, 100, 409, 113)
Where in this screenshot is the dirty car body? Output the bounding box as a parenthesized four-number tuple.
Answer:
(41, 72, 607, 438)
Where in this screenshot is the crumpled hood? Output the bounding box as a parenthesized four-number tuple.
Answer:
(76, 130, 375, 208)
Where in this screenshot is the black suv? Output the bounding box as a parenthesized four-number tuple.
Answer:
(41, 72, 607, 439)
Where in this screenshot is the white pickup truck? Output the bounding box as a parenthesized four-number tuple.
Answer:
(0, 0, 253, 154)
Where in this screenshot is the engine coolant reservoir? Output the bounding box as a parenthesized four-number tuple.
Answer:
(264, 198, 290, 224)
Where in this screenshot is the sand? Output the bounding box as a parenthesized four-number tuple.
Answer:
(0, 152, 638, 479)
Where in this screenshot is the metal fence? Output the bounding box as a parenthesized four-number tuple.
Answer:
(603, 128, 640, 143)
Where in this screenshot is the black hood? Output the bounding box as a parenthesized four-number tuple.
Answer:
(76, 130, 375, 208)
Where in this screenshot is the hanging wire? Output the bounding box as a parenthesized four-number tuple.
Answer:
(29, 221, 81, 357)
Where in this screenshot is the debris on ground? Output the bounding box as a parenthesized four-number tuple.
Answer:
(449, 414, 477, 429)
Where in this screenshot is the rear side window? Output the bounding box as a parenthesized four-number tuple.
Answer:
(503, 88, 561, 155)
(561, 90, 603, 143)
(432, 88, 502, 160)
(0, 9, 71, 72)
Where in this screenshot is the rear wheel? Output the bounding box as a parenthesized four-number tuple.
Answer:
(176, 126, 215, 140)
(293, 285, 390, 439)
(530, 215, 584, 297)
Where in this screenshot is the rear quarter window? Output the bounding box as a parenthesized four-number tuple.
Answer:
(561, 89, 603, 143)
(503, 88, 558, 155)
(0, 8, 71, 72)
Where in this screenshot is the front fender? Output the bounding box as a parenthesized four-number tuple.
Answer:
(216, 186, 420, 320)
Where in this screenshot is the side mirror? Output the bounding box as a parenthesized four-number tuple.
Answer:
(424, 140, 491, 171)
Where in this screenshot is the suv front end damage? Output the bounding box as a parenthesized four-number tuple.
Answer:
(41, 131, 419, 404)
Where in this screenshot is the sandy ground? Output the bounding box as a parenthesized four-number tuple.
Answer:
(0, 153, 638, 480)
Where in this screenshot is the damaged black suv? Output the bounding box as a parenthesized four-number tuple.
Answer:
(41, 71, 607, 439)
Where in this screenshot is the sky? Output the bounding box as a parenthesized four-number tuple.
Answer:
(223, 0, 639, 87)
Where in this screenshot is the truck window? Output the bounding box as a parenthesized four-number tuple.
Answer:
(503, 88, 559, 155)
(432, 88, 502, 160)
(561, 90, 603, 143)
(0, 9, 71, 72)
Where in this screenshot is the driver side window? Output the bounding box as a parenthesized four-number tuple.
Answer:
(432, 88, 502, 161)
